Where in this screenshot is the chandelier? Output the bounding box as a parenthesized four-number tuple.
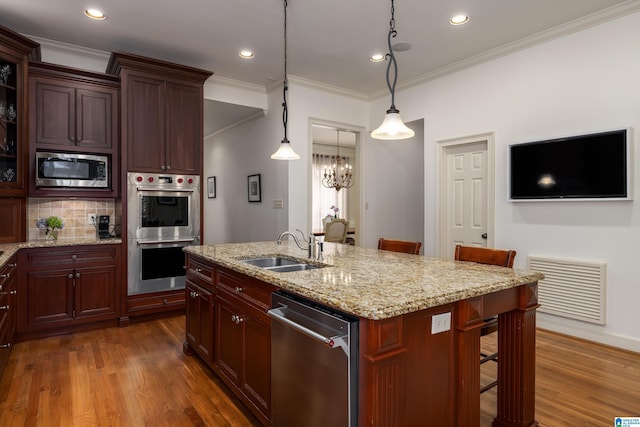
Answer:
(322, 130, 354, 192)
(370, 0, 415, 140)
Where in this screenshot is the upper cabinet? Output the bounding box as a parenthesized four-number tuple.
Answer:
(0, 25, 39, 243)
(0, 25, 40, 197)
(28, 62, 120, 198)
(29, 62, 119, 153)
(106, 51, 212, 175)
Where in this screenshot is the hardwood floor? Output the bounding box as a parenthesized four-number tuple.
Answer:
(1, 316, 638, 426)
(0, 316, 261, 427)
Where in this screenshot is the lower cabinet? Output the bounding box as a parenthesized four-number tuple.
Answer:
(0, 254, 17, 375)
(185, 279, 214, 362)
(214, 269, 274, 426)
(183, 254, 274, 427)
(17, 244, 120, 337)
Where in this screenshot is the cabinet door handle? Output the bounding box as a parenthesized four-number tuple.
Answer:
(68, 273, 74, 279)
(8, 263, 16, 268)
(161, 165, 166, 171)
(166, 165, 171, 171)
(0, 343, 11, 349)
(0, 305, 8, 311)
(235, 287, 243, 293)
(231, 314, 245, 324)
(195, 268, 203, 273)
(75, 272, 81, 278)
(9, 290, 16, 295)
(0, 274, 8, 279)
(71, 254, 77, 260)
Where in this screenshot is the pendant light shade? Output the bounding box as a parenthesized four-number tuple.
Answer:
(271, 0, 300, 160)
(271, 138, 301, 159)
(371, 109, 415, 140)
(371, 0, 415, 141)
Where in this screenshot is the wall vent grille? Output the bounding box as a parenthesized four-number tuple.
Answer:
(528, 256, 606, 325)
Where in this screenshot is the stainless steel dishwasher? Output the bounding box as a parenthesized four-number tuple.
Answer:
(268, 291, 358, 427)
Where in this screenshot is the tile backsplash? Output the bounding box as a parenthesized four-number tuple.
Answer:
(28, 198, 117, 241)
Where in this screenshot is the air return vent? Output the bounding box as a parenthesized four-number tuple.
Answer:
(528, 256, 606, 325)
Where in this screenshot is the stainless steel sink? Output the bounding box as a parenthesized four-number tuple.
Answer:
(265, 264, 321, 273)
(241, 256, 324, 272)
(242, 256, 300, 268)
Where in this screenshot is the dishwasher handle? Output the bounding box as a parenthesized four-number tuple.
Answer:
(268, 306, 348, 354)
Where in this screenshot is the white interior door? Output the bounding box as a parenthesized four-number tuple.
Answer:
(442, 139, 492, 258)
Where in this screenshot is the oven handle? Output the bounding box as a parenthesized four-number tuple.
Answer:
(136, 187, 194, 192)
(137, 238, 195, 245)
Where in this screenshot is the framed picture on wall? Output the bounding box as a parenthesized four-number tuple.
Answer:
(207, 176, 216, 198)
(248, 174, 261, 203)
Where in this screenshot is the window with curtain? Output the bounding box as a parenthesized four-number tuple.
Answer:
(312, 153, 349, 232)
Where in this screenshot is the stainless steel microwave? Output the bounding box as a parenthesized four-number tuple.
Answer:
(35, 152, 109, 188)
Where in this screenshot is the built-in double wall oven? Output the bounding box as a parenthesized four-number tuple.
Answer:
(127, 172, 200, 296)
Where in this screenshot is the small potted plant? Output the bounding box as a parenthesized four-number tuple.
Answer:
(329, 205, 339, 219)
(36, 216, 64, 241)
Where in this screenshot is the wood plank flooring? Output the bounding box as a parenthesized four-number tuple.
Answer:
(1, 315, 638, 426)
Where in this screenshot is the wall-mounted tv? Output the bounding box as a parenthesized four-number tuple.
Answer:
(509, 128, 632, 201)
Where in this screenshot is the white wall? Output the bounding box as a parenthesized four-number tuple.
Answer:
(382, 11, 640, 350)
(361, 120, 425, 250)
(203, 90, 288, 244)
(285, 81, 369, 235)
(204, 79, 369, 244)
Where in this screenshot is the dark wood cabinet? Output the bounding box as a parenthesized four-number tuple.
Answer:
(214, 268, 273, 426)
(0, 26, 39, 242)
(29, 62, 118, 152)
(0, 254, 17, 375)
(186, 280, 214, 362)
(185, 254, 215, 363)
(0, 197, 25, 243)
(28, 62, 120, 198)
(183, 254, 273, 427)
(17, 244, 120, 338)
(106, 51, 211, 175)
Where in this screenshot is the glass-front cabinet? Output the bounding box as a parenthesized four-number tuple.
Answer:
(0, 60, 18, 187)
(0, 25, 40, 243)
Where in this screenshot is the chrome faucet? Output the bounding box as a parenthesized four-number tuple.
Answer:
(277, 229, 320, 259)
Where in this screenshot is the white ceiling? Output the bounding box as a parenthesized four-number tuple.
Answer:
(1, 0, 638, 134)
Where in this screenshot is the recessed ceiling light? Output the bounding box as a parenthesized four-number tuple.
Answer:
(450, 14, 469, 25)
(84, 8, 107, 20)
(239, 50, 254, 59)
(370, 53, 385, 62)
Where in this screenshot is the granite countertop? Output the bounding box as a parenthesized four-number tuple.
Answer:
(184, 241, 544, 320)
(0, 238, 122, 267)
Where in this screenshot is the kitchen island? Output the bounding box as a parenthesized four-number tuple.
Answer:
(184, 241, 544, 427)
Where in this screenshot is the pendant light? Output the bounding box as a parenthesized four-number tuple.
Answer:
(271, 0, 300, 160)
(371, 0, 415, 140)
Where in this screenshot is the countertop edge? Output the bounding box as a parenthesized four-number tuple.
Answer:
(0, 238, 123, 267)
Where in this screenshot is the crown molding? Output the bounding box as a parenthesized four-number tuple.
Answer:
(209, 75, 267, 94)
(205, 110, 266, 139)
(270, 74, 368, 101)
(25, 34, 111, 63)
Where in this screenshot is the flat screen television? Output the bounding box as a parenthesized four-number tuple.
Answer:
(509, 129, 631, 200)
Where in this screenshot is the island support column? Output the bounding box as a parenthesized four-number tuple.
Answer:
(493, 283, 539, 427)
(455, 282, 539, 427)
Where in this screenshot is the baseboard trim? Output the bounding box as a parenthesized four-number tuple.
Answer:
(537, 314, 640, 354)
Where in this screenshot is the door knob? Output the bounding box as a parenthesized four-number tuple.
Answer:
(481, 233, 488, 239)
